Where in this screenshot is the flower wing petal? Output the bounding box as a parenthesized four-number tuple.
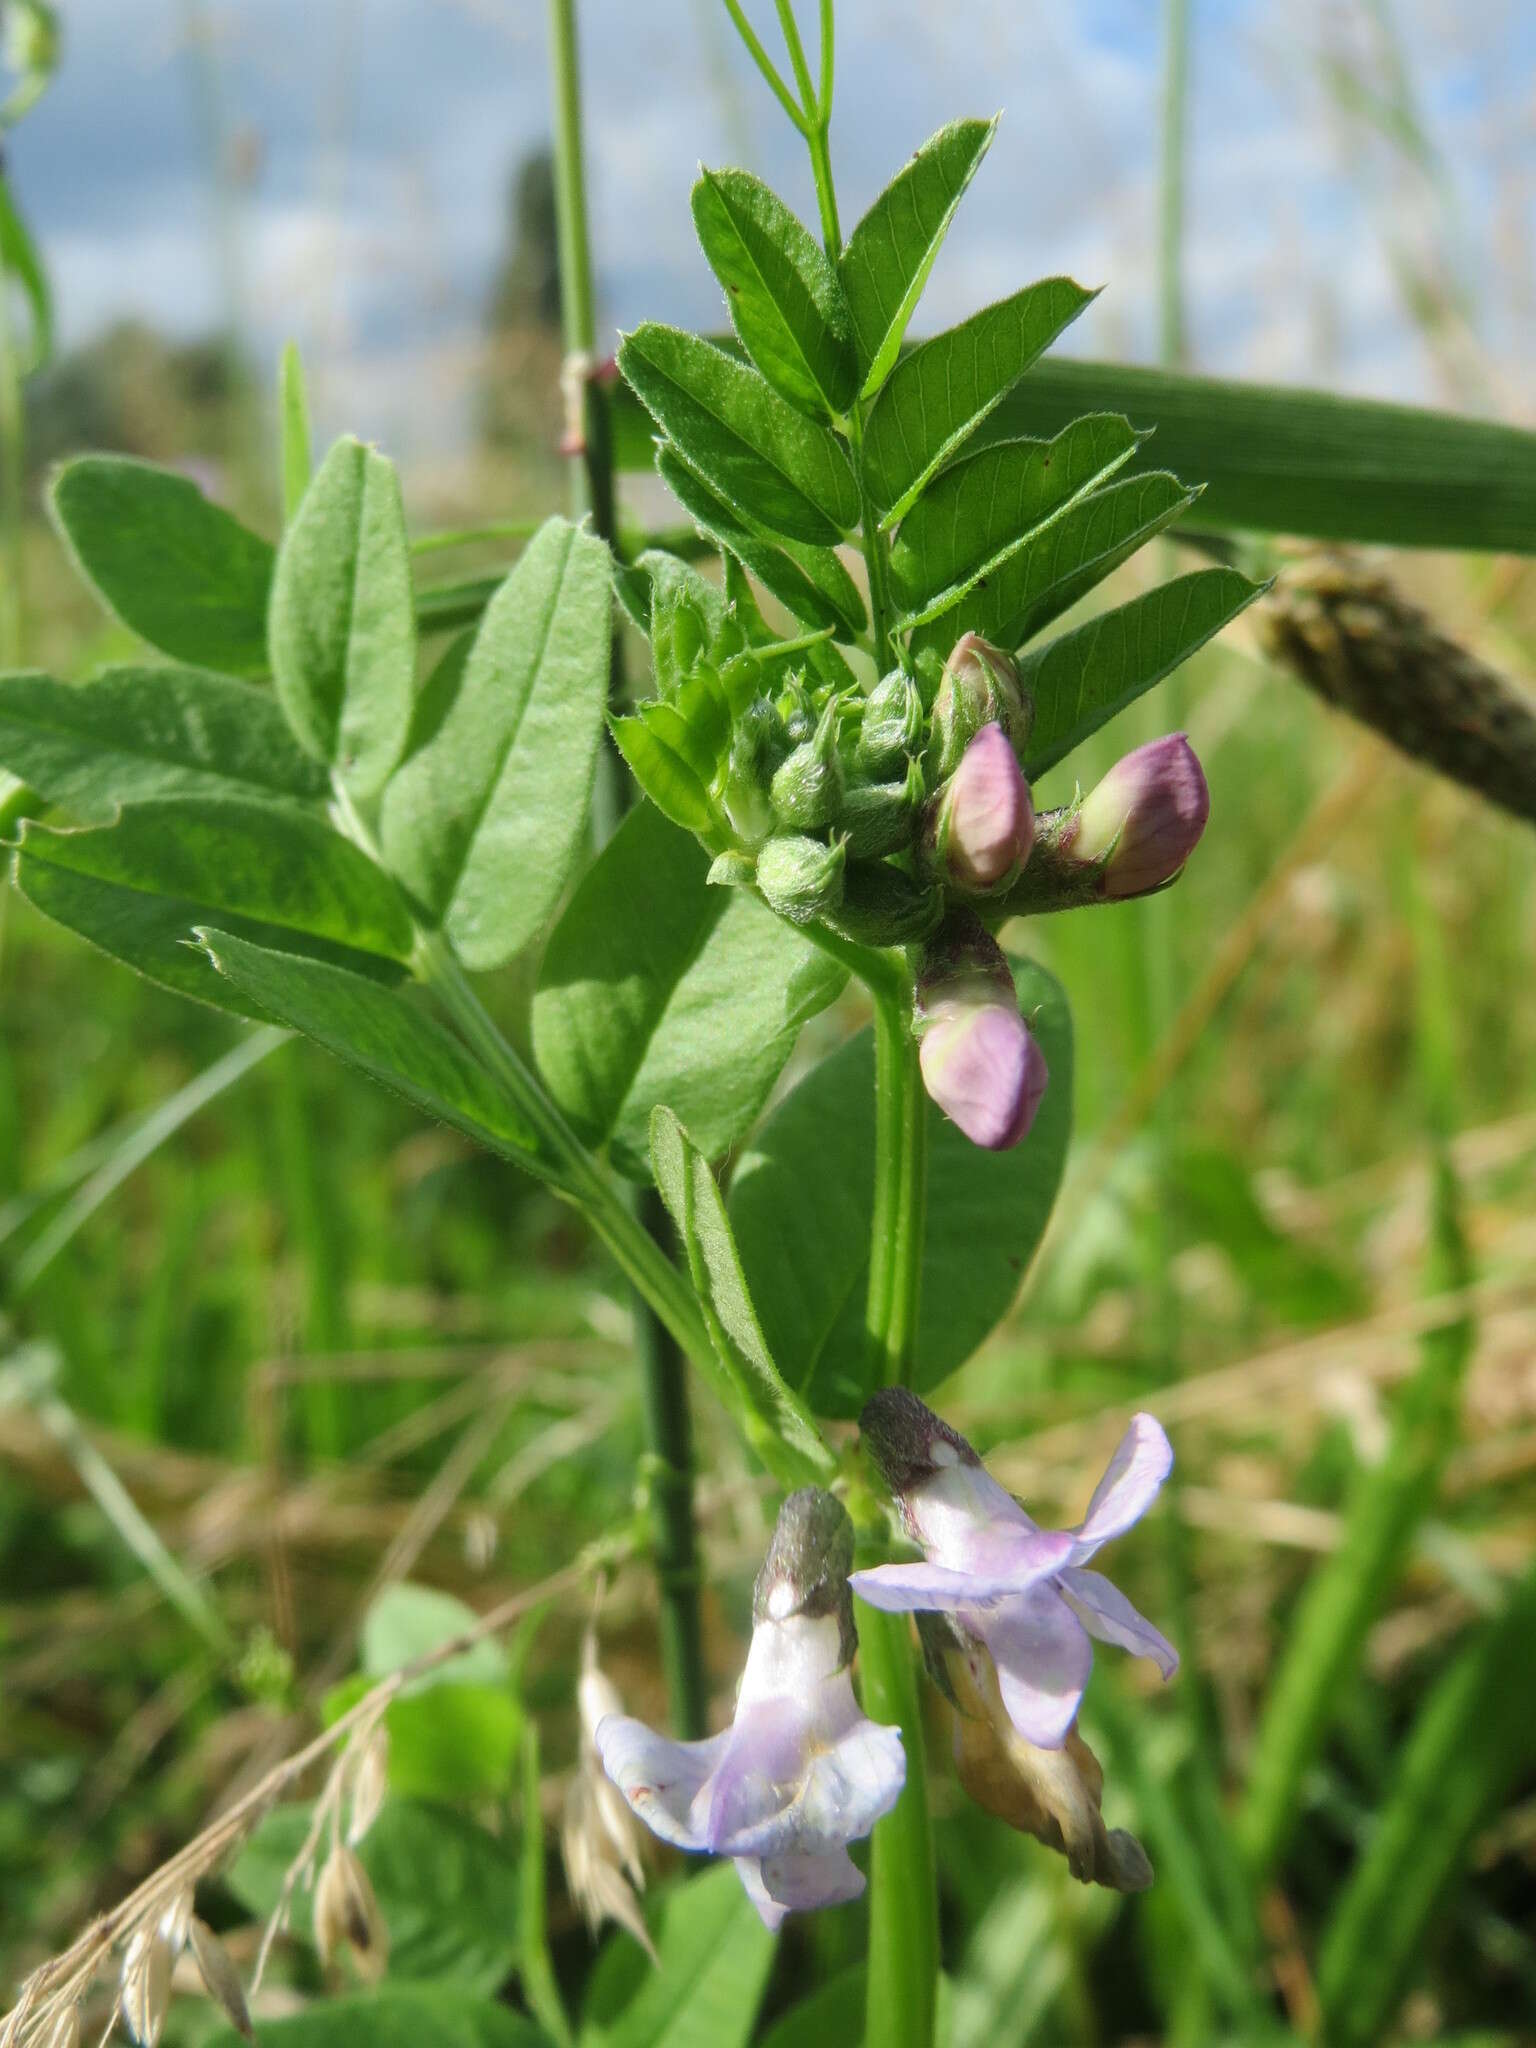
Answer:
(733, 1857, 787, 1932)
(851, 1535, 1070, 1613)
(759, 1846, 866, 1912)
(977, 1586, 1093, 1750)
(1069, 1414, 1172, 1558)
(594, 1714, 730, 1852)
(703, 1696, 813, 1852)
(1060, 1567, 1178, 1679)
(724, 1714, 906, 1857)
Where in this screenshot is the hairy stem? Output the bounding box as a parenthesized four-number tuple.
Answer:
(548, 0, 707, 1737)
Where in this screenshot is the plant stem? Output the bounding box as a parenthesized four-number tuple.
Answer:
(547, 0, 707, 1738)
(859, 1603, 938, 2048)
(1158, 0, 1189, 369)
(859, 964, 938, 2048)
(0, 189, 25, 669)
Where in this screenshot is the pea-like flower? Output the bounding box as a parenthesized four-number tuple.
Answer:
(595, 1489, 906, 1931)
(850, 1391, 1177, 1749)
(914, 910, 1047, 1151)
(933, 722, 1035, 893)
(1063, 733, 1209, 899)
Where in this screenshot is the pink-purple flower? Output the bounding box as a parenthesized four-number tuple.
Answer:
(1066, 733, 1210, 899)
(934, 722, 1035, 893)
(914, 911, 1047, 1152)
(850, 1391, 1177, 1749)
(595, 1489, 905, 1931)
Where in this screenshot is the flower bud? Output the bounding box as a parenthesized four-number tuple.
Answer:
(722, 697, 785, 844)
(1067, 734, 1209, 898)
(755, 832, 845, 925)
(770, 697, 842, 829)
(838, 757, 924, 859)
(932, 723, 1034, 892)
(856, 670, 924, 777)
(928, 634, 1032, 780)
(915, 913, 1045, 1150)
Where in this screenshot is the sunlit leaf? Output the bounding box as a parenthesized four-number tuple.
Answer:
(691, 167, 856, 418)
(579, 1862, 775, 2048)
(839, 116, 997, 399)
(611, 712, 718, 838)
(619, 324, 859, 544)
(49, 457, 274, 679)
(206, 1989, 547, 2048)
(860, 278, 1096, 524)
(380, 518, 610, 970)
(269, 435, 416, 797)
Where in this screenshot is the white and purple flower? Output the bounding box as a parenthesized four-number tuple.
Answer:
(850, 1391, 1177, 1750)
(595, 1489, 906, 1932)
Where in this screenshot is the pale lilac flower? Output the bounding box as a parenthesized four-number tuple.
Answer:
(915, 911, 1046, 1151)
(935, 722, 1035, 892)
(851, 1391, 1177, 1749)
(1065, 733, 1210, 899)
(595, 1490, 905, 1931)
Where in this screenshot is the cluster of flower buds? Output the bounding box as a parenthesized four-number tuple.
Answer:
(624, 568, 1211, 1153)
(594, 1403, 1175, 1928)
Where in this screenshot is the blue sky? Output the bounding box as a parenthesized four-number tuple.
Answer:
(8, 1, 1534, 462)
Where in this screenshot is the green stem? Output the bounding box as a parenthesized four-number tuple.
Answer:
(0, 188, 24, 669)
(720, 0, 809, 133)
(847, 412, 896, 672)
(546, 0, 708, 1741)
(859, 1603, 938, 2048)
(1158, 0, 1189, 369)
(859, 966, 937, 2048)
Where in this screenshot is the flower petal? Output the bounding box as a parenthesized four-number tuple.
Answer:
(906, 1460, 1049, 1569)
(732, 1857, 787, 1932)
(977, 1586, 1093, 1749)
(594, 1714, 730, 1852)
(724, 1714, 906, 1857)
(1060, 1567, 1178, 1679)
(702, 1697, 814, 1852)
(1069, 1414, 1173, 1559)
(759, 1846, 866, 1912)
(851, 1534, 1071, 1614)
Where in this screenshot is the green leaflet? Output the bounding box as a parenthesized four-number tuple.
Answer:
(729, 958, 1072, 1416)
(380, 518, 610, 971)
(197, 929, 545, 1168)
(888, 415, 1144, 613)
(228, 1802, 523, 1993)
(0, 665, 329, 819)
(269, 435, 416, 797)
(649, 1106, 834, 1487)
(909, 471, 1199, 663)
(533, 802, 846, 1177)
(657, 445, 866, 638)
(691, 167, 857, 418)
(12, 798, 414, 1020)
(579, 1862, 776, 2048)
(1018, 567, 1268, 780)
(611, 713, 719, 838)
(839, 116, 998, 400)
(619, 324, 859, 545)
(49, 456, 275, 679)
(860, 278, 1097, 524)
(205, 1990, 548, 2048)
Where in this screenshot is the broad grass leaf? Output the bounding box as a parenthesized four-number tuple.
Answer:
(888, 415, 1143, 614)
(228, 1801, 521, 1992)
(649, 1106, 833, 1485)
(1314, 1558, 1536, 2048)
(656, 446, 866, 638)
(269, 436, 416, 797)
(206, 1989, 548, 2048)
(618, 325, 858, 544)
(380, 518, 609, 970)
(860, 278, 1096, 524)
(1019, 567, 1266, 779)
(0, 666, 328, 819)
(533, 802, 845, 1177)
(838, 117, 997, 400)
(691, 168, 856, 417)
(909, 472, 1198, 664)
(49, 457, 274, 679)
(12, 798, 414, 1019)
(196, 930, 545, 1168)
(579, 1862, 775, 2048)
(729, 958, 1072, 1416)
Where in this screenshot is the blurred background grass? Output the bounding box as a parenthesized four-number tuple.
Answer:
(2, 3, 1534, 2043)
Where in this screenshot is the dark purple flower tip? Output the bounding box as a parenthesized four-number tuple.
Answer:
(919, 996, 1048, 1150)
(1071, 733, 1210, 899)
(859, 1388, 982, 1501)
(937, 723, 1035, 891)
